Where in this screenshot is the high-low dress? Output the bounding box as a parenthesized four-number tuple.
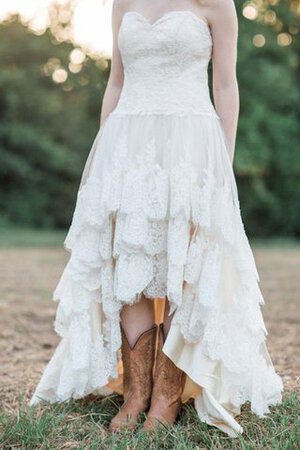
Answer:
(30, 10, 283, 436)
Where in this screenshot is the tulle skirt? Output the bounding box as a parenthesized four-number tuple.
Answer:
(30, 112, 283, 437)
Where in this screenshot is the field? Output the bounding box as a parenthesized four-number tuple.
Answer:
(0, 230, 299, 449)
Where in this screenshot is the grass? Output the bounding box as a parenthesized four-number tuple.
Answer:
(0, 226, 299, 250)
(0, 393, 299, 450)
(250, 237, 300, 249)
(0, 227, 66, 248)
(0, 227, 299, 448)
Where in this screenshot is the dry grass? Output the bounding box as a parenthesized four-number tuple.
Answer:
(0, 233, 299, 449)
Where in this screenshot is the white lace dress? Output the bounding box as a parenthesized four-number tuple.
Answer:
(30, 10, 283, 436)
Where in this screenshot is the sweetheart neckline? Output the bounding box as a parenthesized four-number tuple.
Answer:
(120, 10, 211, 35)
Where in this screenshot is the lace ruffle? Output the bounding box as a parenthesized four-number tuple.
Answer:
(30, 113, 282, 436)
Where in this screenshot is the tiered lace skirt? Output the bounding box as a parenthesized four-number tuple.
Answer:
(30, 112, 283, 437)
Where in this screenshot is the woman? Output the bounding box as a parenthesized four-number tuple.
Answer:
(30, 0, 283, 437)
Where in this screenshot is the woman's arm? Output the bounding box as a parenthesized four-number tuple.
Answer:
(209, 0, 239, 164)
(100, 0, 127, 127)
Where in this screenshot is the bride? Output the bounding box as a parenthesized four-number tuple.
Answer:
(30, 0, 283, 437)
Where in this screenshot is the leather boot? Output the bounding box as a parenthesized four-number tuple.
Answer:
(143, 323, 186, 431)
(109, 324, 157, 432)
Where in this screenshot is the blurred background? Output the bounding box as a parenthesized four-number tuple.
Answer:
(0, 0, 299, 238)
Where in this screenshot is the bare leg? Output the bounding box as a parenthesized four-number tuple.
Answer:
(120, 293, 155, 348)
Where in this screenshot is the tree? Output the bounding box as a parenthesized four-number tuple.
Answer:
(0, 0, 299, 235)
(0, 16, 109, 227)
(233, 0, 300, 235)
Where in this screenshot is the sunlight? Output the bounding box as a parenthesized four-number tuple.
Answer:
(0, 0, 53, 22)
(0, 0, 113, 57)
(73, 0, 113, 57)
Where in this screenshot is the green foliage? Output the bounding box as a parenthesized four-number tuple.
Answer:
(234, 0, 300, 236)
(0, 1, 299, 236)
(0, 16, 109, 228)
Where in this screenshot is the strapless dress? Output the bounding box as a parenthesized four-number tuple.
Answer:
(30, 10, 283, 437)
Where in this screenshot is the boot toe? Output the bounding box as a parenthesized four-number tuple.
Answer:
(109, 413, 137, 432)
(142, 415, 170, 432)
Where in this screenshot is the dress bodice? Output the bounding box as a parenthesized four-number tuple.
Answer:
(114, 10, 219, 117)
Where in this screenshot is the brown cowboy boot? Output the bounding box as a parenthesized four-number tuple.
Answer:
(109, 324, 157, 432)
(143, 323, 186, 431)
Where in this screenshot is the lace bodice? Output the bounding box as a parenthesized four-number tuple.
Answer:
(114, 10, 218, 117)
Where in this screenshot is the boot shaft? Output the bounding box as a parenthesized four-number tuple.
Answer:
(121, 325, 157, 401)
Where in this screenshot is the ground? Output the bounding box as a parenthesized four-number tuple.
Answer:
(0, 232, 299, 449)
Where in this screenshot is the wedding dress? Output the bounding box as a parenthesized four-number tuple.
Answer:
(30, 10, 283, 436)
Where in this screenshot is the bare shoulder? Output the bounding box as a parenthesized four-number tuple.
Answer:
(213, 0, 237, 19)
(202, 0, 238, 24)
(204, 0, 237, 12)
(201, 0, 238, 33)
(111, 0, 132, 29)
(112, 0, 131, 16)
